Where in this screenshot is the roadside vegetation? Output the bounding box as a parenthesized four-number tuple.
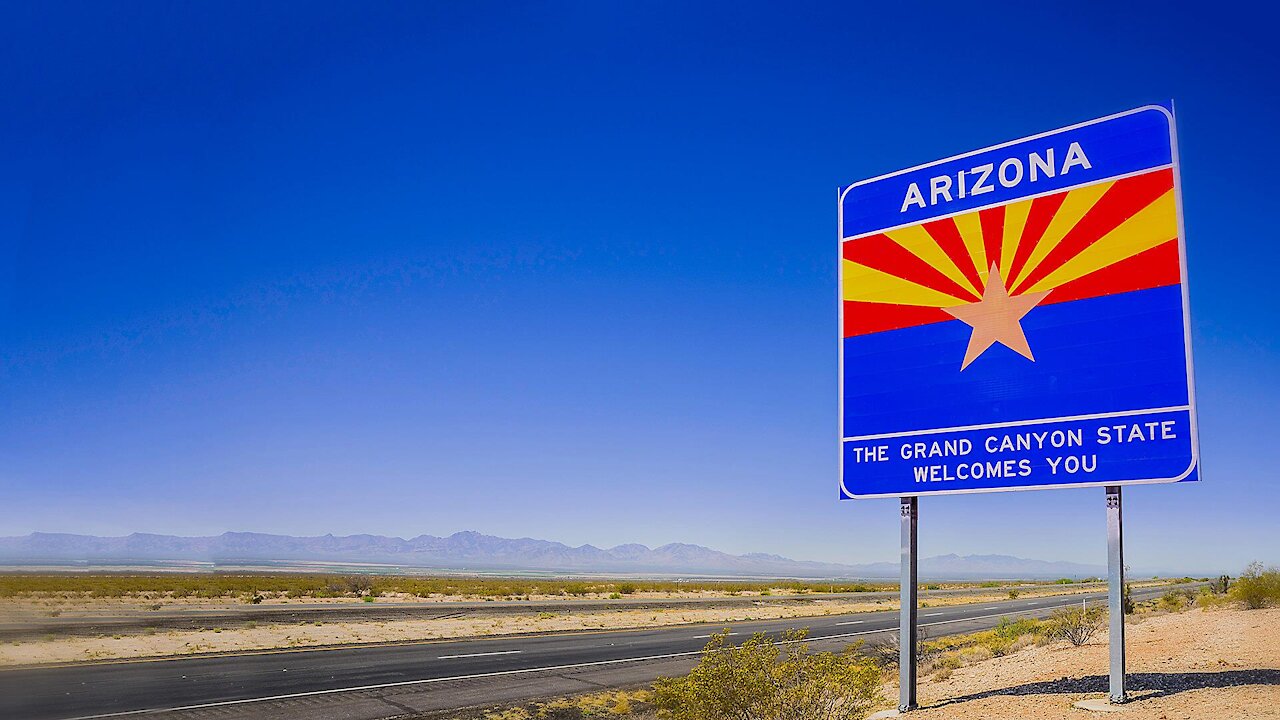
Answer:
(1228, 562, 1280, 609)
(900, 616, 1050, 680)
(0, 574, 1121, 602)
(9, 572, 1255, 715)
(654, 629, 881, 720)
(470, 601, 1151, 720)
(0, 575, 902, 600)
(478, 690, 656, 720)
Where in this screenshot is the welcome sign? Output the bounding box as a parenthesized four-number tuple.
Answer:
(839, 104, 1198, 498)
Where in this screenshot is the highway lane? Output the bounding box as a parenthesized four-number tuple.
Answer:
(0, 584, 1192, 720)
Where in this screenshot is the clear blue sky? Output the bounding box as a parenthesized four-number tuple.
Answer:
(2, 2, 1277, 574)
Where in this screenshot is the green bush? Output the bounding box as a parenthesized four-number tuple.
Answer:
(923, 617, 1045, 659)
(933, 652, 962, 671)
(561, 582, 590, 597)
(985, 617, 1043, 654)
(1046, 606, 1105, 646)
(1196, 586, 1229, 610)
(1230, 562, 1280, 609)
(993, 617, 1041, 641)
(1157, 589, 1195, 612)
(654, 629, 881, 720)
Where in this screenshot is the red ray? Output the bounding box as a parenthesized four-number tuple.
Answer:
(843, 241, 1181, 338)
(1041, 238, 1181, 306)
(980, 205, 1004, 274)
(1006, 191, 1068, 289)
(843, 302, 953, 338)
(921, 217, 985, 293)
(843, 234, 980, 303)
(1013, 168, 1174, 294)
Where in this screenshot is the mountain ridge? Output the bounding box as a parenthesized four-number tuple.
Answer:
(0, 531, 1109, 579)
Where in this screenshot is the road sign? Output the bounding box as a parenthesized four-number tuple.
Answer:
(839, 104, 1197, 498)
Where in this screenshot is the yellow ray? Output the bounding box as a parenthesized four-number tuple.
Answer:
(1009, 180, 1114, 288)
(952, 211, 986, 284)
(842, 259, 963, 307)
(884, 224, 981, 296)
(1025, 190, 1177, 292)
(1001, 197, 1032, 275)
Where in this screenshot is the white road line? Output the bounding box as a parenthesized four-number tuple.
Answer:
(835, 620, 865, 626)
(693, 632, 738, 639)
(917, 609, 1043, 629)
(922, 612, 945, 617)
(438, 650, 522, 660)
(985, 606, 1003, 610)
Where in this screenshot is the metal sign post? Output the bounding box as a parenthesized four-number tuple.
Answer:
(838, 104, 1198, 711)
(1106, 486, 1126, 703)
(899, 497, 918, 712)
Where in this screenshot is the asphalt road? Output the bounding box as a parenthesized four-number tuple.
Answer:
(0, 584, 1190, 720)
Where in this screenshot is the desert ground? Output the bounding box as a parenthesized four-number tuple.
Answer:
(458, 605, 1280, 720)
(893, 606, 1280, 719)
(0, 579, 1157, 666)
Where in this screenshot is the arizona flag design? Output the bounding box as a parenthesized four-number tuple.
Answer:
(839, 105, 1198, 498)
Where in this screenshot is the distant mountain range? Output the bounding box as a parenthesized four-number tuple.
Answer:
(0, 531, 1109, 580)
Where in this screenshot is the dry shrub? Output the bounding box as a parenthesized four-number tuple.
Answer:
(1196, 587, 1230, 610)
(654, 629, 881, 720)
(959, 646, 993, 664)
(933, 652, 962, 671)
(867, 627, 932, 668)
(1046, 606, 1105, 646)
(1230, 562, 1280, 609)
(1157, 589, 1196, 612)
(1008, 635, 1036, 653)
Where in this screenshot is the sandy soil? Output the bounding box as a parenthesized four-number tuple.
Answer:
(890, 607, 1280, 719)
(0, 587, 1117, 667)
(1, 581, 1144, 619)
(0, 583, 1175, 668)
(3, 588, 807, 613)
(0, 597, 889, 666)
(0, 590, 870, 621)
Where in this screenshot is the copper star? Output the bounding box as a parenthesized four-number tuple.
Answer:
(944, 264, 1051, 370)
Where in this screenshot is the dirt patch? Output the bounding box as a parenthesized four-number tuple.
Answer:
(894, 607, 1280, 719)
